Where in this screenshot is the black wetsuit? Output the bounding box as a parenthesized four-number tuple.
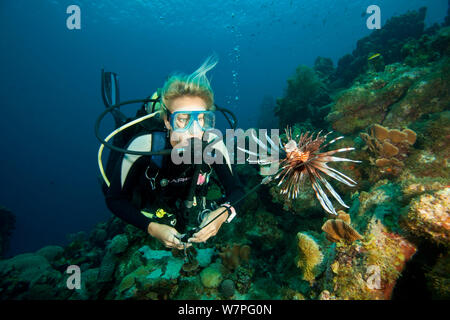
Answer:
(105, 134, 245, 233)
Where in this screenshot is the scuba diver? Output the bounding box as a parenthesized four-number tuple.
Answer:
(97, 56, 245, 251)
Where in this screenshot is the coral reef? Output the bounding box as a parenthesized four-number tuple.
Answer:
(200, 263, 224, 289)
(314, 56, 335, 79)
(402, 26, 450, 67)
(108, 234, 129, 255)
(0, 252, 70, 300)
(327, 217, 416, 300)
(217, 243, 251, 271)
(382, 58, 450, 129)
(328, 52, 449, 136)
(244, 208, 283, 250)
(334, 8, 428, 87)
(295, 232, 324, 284)
(36, 246, 64, 263)
(232, 265, 253, 295)
(402, 188, 450, 246)
(399, 173, 447, 200)
(314, 56, 336, 86)
(275, 65, 331, 128)
(361, 124, 416, 177)
(326, 64, 427, 134)
(2, 8, 449, 301)
(406, 111, 450, 179)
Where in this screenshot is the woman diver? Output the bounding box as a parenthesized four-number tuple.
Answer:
(104, 56, 245, 250)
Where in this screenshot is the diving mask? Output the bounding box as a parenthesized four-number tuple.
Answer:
(169, 110, 215, 133)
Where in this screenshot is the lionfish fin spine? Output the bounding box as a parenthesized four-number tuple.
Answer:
(316, 147, 355, 158)
(316, 156, 361, 163)
(309, 167, 337, 215)
(317, 173, 349, 208)
(313, 163, 357, 186)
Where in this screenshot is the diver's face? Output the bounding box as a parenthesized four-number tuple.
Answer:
(164, 96, 208, 147)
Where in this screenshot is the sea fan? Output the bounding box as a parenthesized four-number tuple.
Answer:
(239, 127, 361, 215)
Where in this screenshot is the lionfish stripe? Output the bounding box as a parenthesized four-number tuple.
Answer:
(316, 147, 355, 157)
(318, 135, 343, 152)
(309, 168, 337, 215)
(317, 161, 358, 184)
(326, 165, 358, 185)
(313, 163, 357, 186)
(310, 180, 332, 214)
(275, 163, 291, 177)
(277, 168, 292, 186)
(315, 130, 323, 140)
(316, 156, 361, 163)
(312, 178, 337, 215)
(311, 168, 340, 213)
(318, 174, 349, 208)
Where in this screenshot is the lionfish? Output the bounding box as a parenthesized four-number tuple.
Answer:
(239, 128, 361, 215)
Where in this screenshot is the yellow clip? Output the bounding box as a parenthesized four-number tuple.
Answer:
(156, 208, 167, 218)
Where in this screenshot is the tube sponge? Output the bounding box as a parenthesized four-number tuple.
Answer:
(295, 232, 324, 283)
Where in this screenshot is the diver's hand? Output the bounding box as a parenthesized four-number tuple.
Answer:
(188, 207, 229, 243)
(147, 222, 191, 250)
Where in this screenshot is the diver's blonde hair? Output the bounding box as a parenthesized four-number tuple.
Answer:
(161, 55, 218, 116)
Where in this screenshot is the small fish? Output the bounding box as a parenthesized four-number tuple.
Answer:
(368, 53, 381, 61)
(322, 219, 362, 243)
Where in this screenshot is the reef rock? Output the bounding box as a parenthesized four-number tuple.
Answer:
(115, 246, 186, 299)
(0, 253, 67, 300)
(36, 245, 64, 263)
(403, 188, 450, 245)
(327, 64, 426, 134)
(329, 218, 416, 300)
(327, 53, 449, 135)
(383, 58, 450, 129)
(109, 234, 129, 255)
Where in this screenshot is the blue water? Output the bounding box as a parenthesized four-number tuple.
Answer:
(0, 0, 447, 256)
